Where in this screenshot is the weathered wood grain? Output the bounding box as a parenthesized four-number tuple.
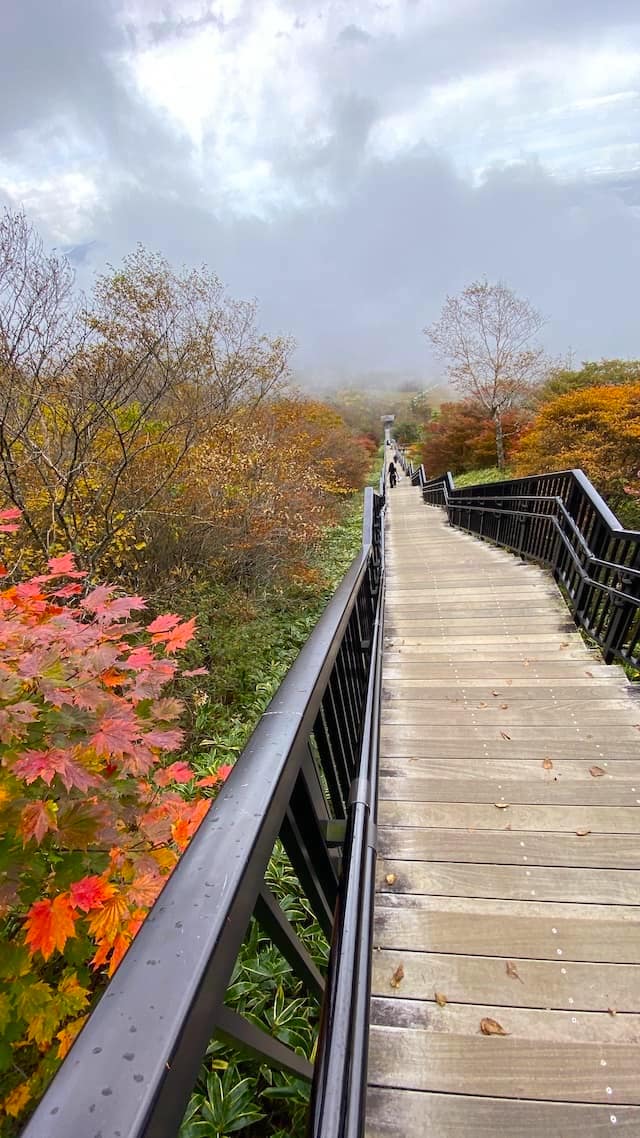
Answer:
(366, 474, 640, 1135)
(371, 951, 640, 1011)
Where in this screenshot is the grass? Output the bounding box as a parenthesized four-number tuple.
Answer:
(453, 465, 514, 487)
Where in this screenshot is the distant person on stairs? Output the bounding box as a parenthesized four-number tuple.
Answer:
(388, 460, 397, 488)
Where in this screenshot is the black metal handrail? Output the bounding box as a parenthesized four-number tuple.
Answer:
(401, 456, 640, 669)
(22, 487, 385, 1138)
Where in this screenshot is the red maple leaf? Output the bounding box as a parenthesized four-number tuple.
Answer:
(90, 714, 139, 758)
(154, 760, 193, 787)
(70, 876, 116, 913)
(146, 613, 182, 635)
(24, 894, 77, 960)
(20, 801, 58, 845)
(47, 552, 81, 576)
(126, 646, 155, 670)
(13, 749, 101, 792)
(145, 727, 184, 753)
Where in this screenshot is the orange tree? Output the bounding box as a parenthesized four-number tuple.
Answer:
(140, 396, 372, 587)
(514, 383, 640, 514)
(0, 512, 227, 1126)
(420, 400, 531, 476)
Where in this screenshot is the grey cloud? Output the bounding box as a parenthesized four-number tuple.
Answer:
(336, 24, 373, 46)
(2, 0, 640, 388)
(83, 144, 639, 387)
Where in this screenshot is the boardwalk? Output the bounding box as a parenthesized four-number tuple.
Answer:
(366, 472, 640, 1136)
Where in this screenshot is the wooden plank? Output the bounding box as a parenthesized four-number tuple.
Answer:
(378, 771, 640, 806)
(371, 950, 640, 1012)
(380, 701, 640, 725)
(381, 683, 636, 700)
(377, 825, 640, 869)
(376, 859, 640, 905)
(368, 1023, 640, 1103)
(379, 739, 640, 758)
(374, 897, 640, 963)
(371, 997, 640, 1042)
(366, 1088, 640, 1137)
(378, 800, 640, 833)
(375, 728, 637, 746)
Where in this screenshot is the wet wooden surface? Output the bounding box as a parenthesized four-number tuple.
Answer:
(366, 470, 640, 1136)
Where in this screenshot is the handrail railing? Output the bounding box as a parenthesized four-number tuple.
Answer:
(22, 486, 386, 1138)
(400, 456, 640, 669)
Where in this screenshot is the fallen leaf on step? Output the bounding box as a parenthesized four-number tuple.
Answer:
(494, 802, 510, 809)
(506, 679, 513, 685)
(585, 670, 593, 677)
(480, 1017, 509, 1036)
(477, 701, 488, 708)
(608, 1007, 617, 1016)
(500, 730, 511, 740)
(589, 765, 606, 778)
(542, 757, 554, 770)
(435, 991, 448, 1007)
(390, 964, 405, 989)
(576, 828, 591, 837)
(385, 873, 397, 885)
(492, 690, 500, 697)
(506, 961, 524, 983)
(504, 824, 512, 830)
(500, 704, 509, 710)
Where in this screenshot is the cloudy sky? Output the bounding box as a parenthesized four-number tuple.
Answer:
(2, 0, 640, 387)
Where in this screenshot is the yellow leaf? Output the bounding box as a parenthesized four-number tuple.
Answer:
(435, 991, 447, 1007)
(3, 1081, 31, 1117)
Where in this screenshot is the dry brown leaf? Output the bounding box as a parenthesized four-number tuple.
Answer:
(506, 961, 524, 983)
(608, 1007, 618, 1016)
(560, 641, 569, 648)
(480, 1017, 509, 1036)
(385, 873, 397, 886)
(589, 765, 606, 778)
(492, 690, 500, 697)
(477, 701, 488, 708)
(542, 757, 554, 770)
(435, 991, 448, 1007)
(500, 730, 511, 740)
(500, 703, 509, 710)
(494, 802, 510, 809)
(390, 964, 405, 989)
(576, 828, 591, 837)
(504, 823, 512, 830)
(585, 670, 593, 677)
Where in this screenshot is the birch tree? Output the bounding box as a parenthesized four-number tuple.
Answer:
(425, 280, 545, 469)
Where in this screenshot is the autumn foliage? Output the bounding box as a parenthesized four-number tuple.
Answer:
(420, 400, 531, 476)
(514, 383, 640, 513)
(0, 511, 224, 1122)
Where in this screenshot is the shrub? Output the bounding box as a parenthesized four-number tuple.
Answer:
(0, 511, 218, 1126)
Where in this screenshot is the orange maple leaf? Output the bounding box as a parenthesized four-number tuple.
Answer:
(24, 894, 77, 960)
(87, 892, 130, 944)
(171, 816, 190, 850)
